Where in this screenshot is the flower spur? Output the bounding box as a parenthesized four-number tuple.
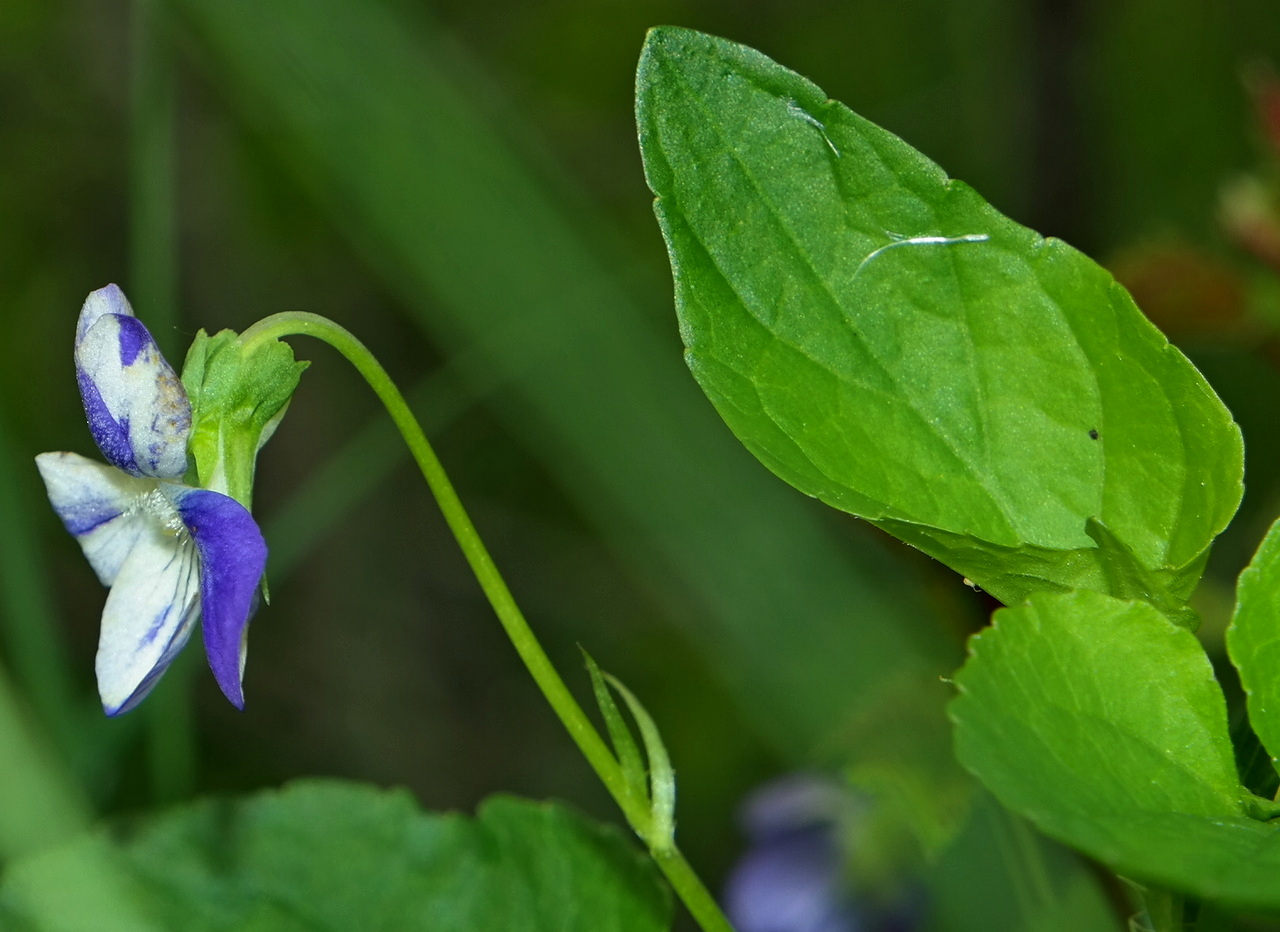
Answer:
(35, 285, 266, 715)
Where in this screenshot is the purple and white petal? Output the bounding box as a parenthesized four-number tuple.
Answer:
(75, 283, 135, 343)
(95, 512, 202, 715)
(164, 486, 267, 710)
(75, 291, 191, 480)
(34, 451, 156, 586)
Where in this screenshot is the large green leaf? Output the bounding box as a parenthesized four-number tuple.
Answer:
(0, 781, 670, 931)
(636, 27, 1242, 609)
(1227, 518, 1280, 779)
(950, 589, 1280, 908)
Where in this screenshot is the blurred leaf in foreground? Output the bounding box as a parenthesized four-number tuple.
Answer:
(0, 780, 671, 931)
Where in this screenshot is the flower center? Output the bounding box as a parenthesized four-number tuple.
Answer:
(135, 485, 187, 537)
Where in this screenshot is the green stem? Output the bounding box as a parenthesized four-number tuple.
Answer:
(0, 408, 81, 763)
(239, 312, 735, 932)
(653, 849, 735, 932)
(131, 0, 194, 802)
(1136, 887, 1189, 932)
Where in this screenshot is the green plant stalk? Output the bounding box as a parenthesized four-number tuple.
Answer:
(0, 411, 81, 764)
(130, 0, 178, 353)
(1136, 887, 1188, 932)
(0, 659, 92, 858)
(238, 312, 735, 932)
(131, 0, 195, 803)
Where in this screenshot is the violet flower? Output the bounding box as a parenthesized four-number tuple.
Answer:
(725, 776, 864, 932)
(725, 775, 924, 932)
(35, 285, 266, 715)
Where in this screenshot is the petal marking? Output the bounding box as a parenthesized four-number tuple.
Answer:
(75, 309, 191, 479)
(95, 513, 201, 715)
(34, 451, 155, 586)
(76, 364, 138, 476)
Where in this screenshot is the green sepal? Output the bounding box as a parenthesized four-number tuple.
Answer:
(181, 329, 309, 508)
(584, 651, 648, 810)
(603, 672, 676, 856)
(583, 651, 676, 855)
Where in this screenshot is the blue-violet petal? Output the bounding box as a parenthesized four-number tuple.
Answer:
(166, 487, 267, 709)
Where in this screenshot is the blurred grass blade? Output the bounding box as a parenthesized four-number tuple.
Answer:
(0, 658, 91, 859)
(129, 0, 179, 358)
(131, 0, 198, 806)
(2, 409, 147, 807)
(928, 796, 1123, 932)
(0, 469, 92, 862)
(0, 837, 160, 932)
(168, 0, 956, 761)
(0, 409, 80, 755)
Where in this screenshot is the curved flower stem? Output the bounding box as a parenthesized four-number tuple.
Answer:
(239, 312, 734, 932)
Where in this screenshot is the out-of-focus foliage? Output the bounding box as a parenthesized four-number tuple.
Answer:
(0, 781, 672, 931)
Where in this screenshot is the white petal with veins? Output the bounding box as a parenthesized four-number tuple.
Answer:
(95, 513, 202, 715)
(35, 451, 155, 586)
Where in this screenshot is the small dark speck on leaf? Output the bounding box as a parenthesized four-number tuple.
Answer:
(1088, 429, 1099, 440)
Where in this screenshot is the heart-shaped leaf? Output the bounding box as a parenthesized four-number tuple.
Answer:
(951, 590, 1280, 908)
(0, 781, 671, 931)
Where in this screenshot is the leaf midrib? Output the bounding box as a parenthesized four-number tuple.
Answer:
(657, 54, 1031, 541)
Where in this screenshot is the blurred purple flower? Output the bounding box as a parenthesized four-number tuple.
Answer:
(725, 775, 922, 932)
